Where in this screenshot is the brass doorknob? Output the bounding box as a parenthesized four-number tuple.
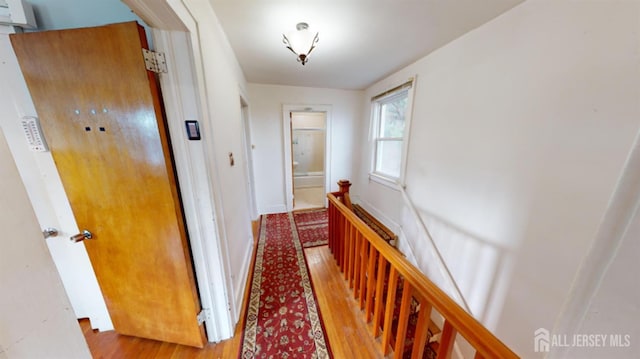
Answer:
(70, 230, 93, 243)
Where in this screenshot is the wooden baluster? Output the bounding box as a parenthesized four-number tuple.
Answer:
(347, 224, 356, 288)
(393, 279, 413, 359)
(410, 300, 433, 359)
(372, 255, 388, 338)
(329, 202, 335, 254)
(336, 211, 345, 272)
(381, 267, 399, 356)
(436, 321, 457, 359)
(365, 244, 378, 322)
(339, 213, 346, 272)
(343, 220, 349, 278)
(332, 203, 338, 260)
(358, 239, 368, 309)
(351, 229, 360, 291)
(353, 233, 362, 299)
(474, 352, 485, 359)
(336, 211, 340, 267)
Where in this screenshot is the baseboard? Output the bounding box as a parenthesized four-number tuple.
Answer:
(233, 239, 253, 323)
(353, 197, 401, 235)
(262, 204, 287, 214)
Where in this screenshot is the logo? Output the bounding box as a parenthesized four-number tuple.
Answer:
(535, 328, 550, 352)
(534, 328, 631, 353)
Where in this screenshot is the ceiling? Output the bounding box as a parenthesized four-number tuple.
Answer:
(210, 0, 524, 90)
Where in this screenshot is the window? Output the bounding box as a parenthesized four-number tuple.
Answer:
(371, 81, 413, 183)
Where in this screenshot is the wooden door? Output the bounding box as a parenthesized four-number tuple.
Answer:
(10, 22, 206, 348)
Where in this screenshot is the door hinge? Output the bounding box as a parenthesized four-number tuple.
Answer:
(197, 308, 211, 325)
(142, 49, 168, 73)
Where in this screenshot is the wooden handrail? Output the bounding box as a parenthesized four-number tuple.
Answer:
(327, 191, 518, 359)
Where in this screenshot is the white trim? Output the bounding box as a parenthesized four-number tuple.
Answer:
(240, 95, 258, 220)
(368, 172, 402, 190)
(351, 195, 400, 235)
(151, 28, 231, 342)
(265, 204, 288, 214)
(233, 241, 253, 317)
(400, 75, 417, 187)
(282, 104, 332, 211)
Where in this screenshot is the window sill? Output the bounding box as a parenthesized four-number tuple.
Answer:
(368, 173, 402, 191)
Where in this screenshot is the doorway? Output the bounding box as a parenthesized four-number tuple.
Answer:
(291, 112, 326, 211)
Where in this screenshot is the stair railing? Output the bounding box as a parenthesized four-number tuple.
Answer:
(328, 186, 518, 359)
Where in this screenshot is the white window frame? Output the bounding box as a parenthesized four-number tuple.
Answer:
(369, 79, 415, 188)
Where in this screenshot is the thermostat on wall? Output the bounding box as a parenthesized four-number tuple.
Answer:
(185, 120, 201, 140)
(21, 116, 48, 152)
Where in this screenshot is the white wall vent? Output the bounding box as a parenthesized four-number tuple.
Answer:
(0, 0, 37, 29)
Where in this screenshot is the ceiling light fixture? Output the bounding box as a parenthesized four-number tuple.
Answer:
(282, 22, 319, 66)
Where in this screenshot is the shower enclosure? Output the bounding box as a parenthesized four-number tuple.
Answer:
(291, 112, 326, 210)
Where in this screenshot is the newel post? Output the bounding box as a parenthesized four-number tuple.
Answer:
(338, 179, 352, 195)
(337, 179, 352, 209)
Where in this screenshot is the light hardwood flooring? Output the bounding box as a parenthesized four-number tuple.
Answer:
(305, 245, 385, 359)
(81, 227, 383, 358)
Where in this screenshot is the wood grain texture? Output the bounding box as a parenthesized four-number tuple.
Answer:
(436, 321, 457, 359)
(304, 246, 385, 359)
(80, 319, 234, 359)
(11, 22, 205, 347)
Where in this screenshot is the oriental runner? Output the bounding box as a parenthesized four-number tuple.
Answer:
(293, 208, 329, 248)
(240, 212, 331, 358)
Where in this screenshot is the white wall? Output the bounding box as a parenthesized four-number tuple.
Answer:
(354, 0, 640, 357)
(0, 128, 91, 358)
(563, 184, 640, 358)
(27, 0, 142, 30)
(248, 83, 363, 213)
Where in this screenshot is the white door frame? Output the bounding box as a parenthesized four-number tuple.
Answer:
(282, 104, 332, 211)
(151, 29, 231, 342)
(241, 95, 258, 219)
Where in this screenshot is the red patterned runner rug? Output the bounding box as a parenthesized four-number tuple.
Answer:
(293, 209, 328, 248)
(240, 212, 331, 358)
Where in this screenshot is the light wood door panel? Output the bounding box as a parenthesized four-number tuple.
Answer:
(10, 22, 206, 348)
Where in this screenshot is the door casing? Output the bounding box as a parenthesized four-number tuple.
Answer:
(283, 104, 333, 211)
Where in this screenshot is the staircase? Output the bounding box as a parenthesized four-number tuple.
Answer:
(327, 180, 518, 359)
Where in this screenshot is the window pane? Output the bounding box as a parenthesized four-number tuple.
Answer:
(380, 94, 407, 138)
(375, 140, 402, 178)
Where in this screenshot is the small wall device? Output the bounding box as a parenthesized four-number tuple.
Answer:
(21, 116, 48, 152)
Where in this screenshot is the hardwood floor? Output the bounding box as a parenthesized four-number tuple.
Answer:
(80, 318, 238, 358)
(81, 237, 383, 358)
(305, 245, 385, 359)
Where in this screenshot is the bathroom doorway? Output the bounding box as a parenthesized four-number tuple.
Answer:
(291, 111, 326, 211)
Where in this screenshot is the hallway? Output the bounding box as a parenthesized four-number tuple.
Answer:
(80, 246, 383, 358)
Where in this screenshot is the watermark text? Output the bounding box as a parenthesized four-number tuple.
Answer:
(534, 328, 631, 353)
